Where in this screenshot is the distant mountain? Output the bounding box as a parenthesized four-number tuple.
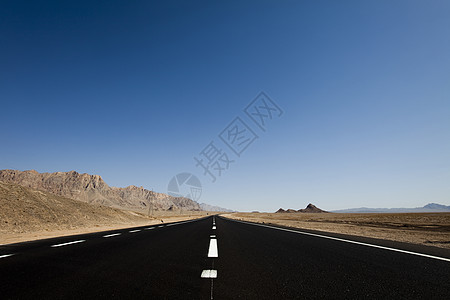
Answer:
(200, 203, 234, 212)
(298, 203, 328, 213)
(276, 203, 328, 213)
(0, 169, 201, 211)
(332, 203, 450, 213)
(423, 203, 450, 211)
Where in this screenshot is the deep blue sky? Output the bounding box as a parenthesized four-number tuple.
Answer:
(1, 1, 449, 211)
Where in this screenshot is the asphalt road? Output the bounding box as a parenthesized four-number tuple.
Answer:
(1, 216, 449, 299)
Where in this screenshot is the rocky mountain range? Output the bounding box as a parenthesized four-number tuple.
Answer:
(332, 203, 450, 213)
(0, 180, 152, 236)
(276, 203, 328, 213)
(0, 169, 201, 211)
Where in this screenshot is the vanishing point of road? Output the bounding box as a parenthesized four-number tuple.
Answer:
(1, 216, 449, 299)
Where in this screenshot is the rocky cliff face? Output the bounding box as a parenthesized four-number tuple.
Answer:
(0, 170, 201, 211)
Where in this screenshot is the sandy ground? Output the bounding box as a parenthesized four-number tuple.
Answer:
(222, 212, 450, 249)
(0, 212, 209, 245)
(0, 180, 213, 245)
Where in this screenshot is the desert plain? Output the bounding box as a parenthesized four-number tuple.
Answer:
(223, 212, 450, 249)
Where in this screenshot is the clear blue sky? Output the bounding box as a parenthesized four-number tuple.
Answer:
(1, 1, 449, 211)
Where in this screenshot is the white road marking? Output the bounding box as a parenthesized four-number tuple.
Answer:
(129, 229, 141, 233)
(201, 269, 217, 278)
(143, 220, 194, 230)
(177, 221, 191, 225)
(231, 219, 450, 263)
(208, 238, 218, 257)
(103, 233, 122, 238)
(169, 220, 192, 226)
(212, 226, 216, 230)
(0, 254, 14, 259)
(51, 240, 85, 248)
(210, 235, 216, 238)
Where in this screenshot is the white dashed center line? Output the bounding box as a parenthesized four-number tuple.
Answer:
(129, 229, 141, 233)
(208, 238, 218, 257)
(103, 233, 121, 238)
(201, 218, 219, 299)
(158, 225, 164, 228)
(0, 254, 14, 259)
(201, 269, 217, 278)
(144, 227, 154, 230)
(51, 240, 85, 248)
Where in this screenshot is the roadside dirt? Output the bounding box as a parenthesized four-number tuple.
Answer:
(0, 181, 208, 245)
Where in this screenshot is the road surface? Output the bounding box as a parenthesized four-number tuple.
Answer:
(1, 216, 449, 299)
